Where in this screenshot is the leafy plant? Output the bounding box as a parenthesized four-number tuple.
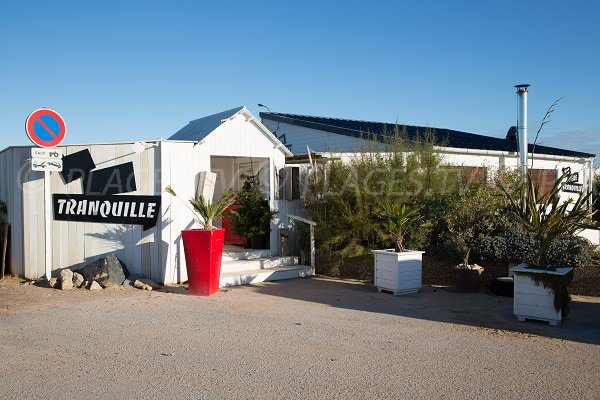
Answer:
(165, 186, 236, 230)
(381, 201, 422, 252)
(501, 172, 597, 269)
(230, 179, 277, 239)
(305, 127, 446, 262)
(445, 184, 505, 269)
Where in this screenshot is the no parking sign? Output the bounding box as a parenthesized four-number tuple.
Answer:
(25, 108, 66, 148)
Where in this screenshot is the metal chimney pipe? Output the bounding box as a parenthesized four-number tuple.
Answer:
(515, 84, 530, 181)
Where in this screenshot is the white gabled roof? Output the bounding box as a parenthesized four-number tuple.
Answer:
(169, 106, 293, 157)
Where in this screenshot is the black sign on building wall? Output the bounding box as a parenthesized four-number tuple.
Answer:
(53, 149, 161, 230)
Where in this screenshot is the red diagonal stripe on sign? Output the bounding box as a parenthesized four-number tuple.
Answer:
(34, 116, 58, 140)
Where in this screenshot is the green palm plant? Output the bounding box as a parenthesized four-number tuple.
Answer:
(501, 172, 597, 269)
(165, 186, 236, 230)
(381, 201, 422, 252)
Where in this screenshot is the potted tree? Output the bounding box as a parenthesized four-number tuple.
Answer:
(230, 177, 277, 249)
(502, 172, 597, 325)
(445, 185, 501, 292)
(165, 186, 236, 296)
(373, 201, 424, 295)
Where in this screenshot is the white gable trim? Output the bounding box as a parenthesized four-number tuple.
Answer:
(221, 107, 293, 157)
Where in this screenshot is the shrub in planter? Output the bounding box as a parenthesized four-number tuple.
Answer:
(502, 172, 598, 323)
(445, 184, 504, 292)
(373, 201, 425, 295)
(230, 178, 277, 249)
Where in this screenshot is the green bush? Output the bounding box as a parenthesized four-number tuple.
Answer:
(443, 183, 508, 267)
(501, 221, 539, 265)
(547, 235, 593, 269)
(479, 220, 595, 269)
(472, 234, 507, 262)
(231, 179, 277, 239)
(305, 128, 448, 265)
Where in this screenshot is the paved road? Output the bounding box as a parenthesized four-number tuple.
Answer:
(1, 277, 599, 399)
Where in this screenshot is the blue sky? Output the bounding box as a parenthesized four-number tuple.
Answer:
(1, 1, 599, 165)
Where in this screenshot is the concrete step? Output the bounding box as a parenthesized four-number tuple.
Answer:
(220, 256, 298, 273)
(222, 249, 271, 262)
(220, 266, 315, 287)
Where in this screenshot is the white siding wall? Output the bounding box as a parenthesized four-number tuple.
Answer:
(159, 141, 210, 284)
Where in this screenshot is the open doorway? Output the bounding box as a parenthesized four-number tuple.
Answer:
(210, 156, 271, 247)
(210, 156, 270, 200)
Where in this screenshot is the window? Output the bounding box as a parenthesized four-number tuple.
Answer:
(529, 169, 557, 198)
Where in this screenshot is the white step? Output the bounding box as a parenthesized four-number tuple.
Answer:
(220, 256, 298, 273)
(222, 249, 271, 261)
(220, 266, 315, 287)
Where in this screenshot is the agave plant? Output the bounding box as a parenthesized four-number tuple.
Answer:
(502, 172, 597, 269)
(165, 185, 236, 230)
(381, 200, 422, 252)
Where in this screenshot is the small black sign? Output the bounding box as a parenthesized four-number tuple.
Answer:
(83, 162, 137, 195)
(60, 149, 96, 183)
(53, 194, 161, 230)
(561, 167, 580, 183)
(563, 183, 584, 193)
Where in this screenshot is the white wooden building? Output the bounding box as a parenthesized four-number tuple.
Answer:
(0, 106, 313, 284)
(260, 112, 597, 206)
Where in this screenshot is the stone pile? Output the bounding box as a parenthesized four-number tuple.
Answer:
(48, 254, 160, 291)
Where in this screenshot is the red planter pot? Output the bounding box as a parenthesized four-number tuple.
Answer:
(222, 205, 245, 245)
(181, 229, 225, 296)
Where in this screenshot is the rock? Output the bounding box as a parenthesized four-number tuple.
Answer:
(60, 269, 74, 290)
(77, 255, 127, 288)
(61, 280, 73, 290)
(119, 259, 131, 278)
(60, 269, 73, 280)
(49, 278, 58, 288)
(72, 272, 85, 288)
(89, 281, 102, 291)
(133, 278, 158, 291)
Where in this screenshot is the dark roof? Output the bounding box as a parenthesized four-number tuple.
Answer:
(169, 106, 244, 141)
(260, 112, 595, 159)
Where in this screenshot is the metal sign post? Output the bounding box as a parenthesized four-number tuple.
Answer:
(44, 171, 52, 280)
(25, 109, 66, 281)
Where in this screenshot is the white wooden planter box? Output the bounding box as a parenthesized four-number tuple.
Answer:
(513, 264, 573, 326)
(373, 249, 423, 295)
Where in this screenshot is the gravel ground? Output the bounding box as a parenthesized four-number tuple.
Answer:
(1, 276, 599, 400)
